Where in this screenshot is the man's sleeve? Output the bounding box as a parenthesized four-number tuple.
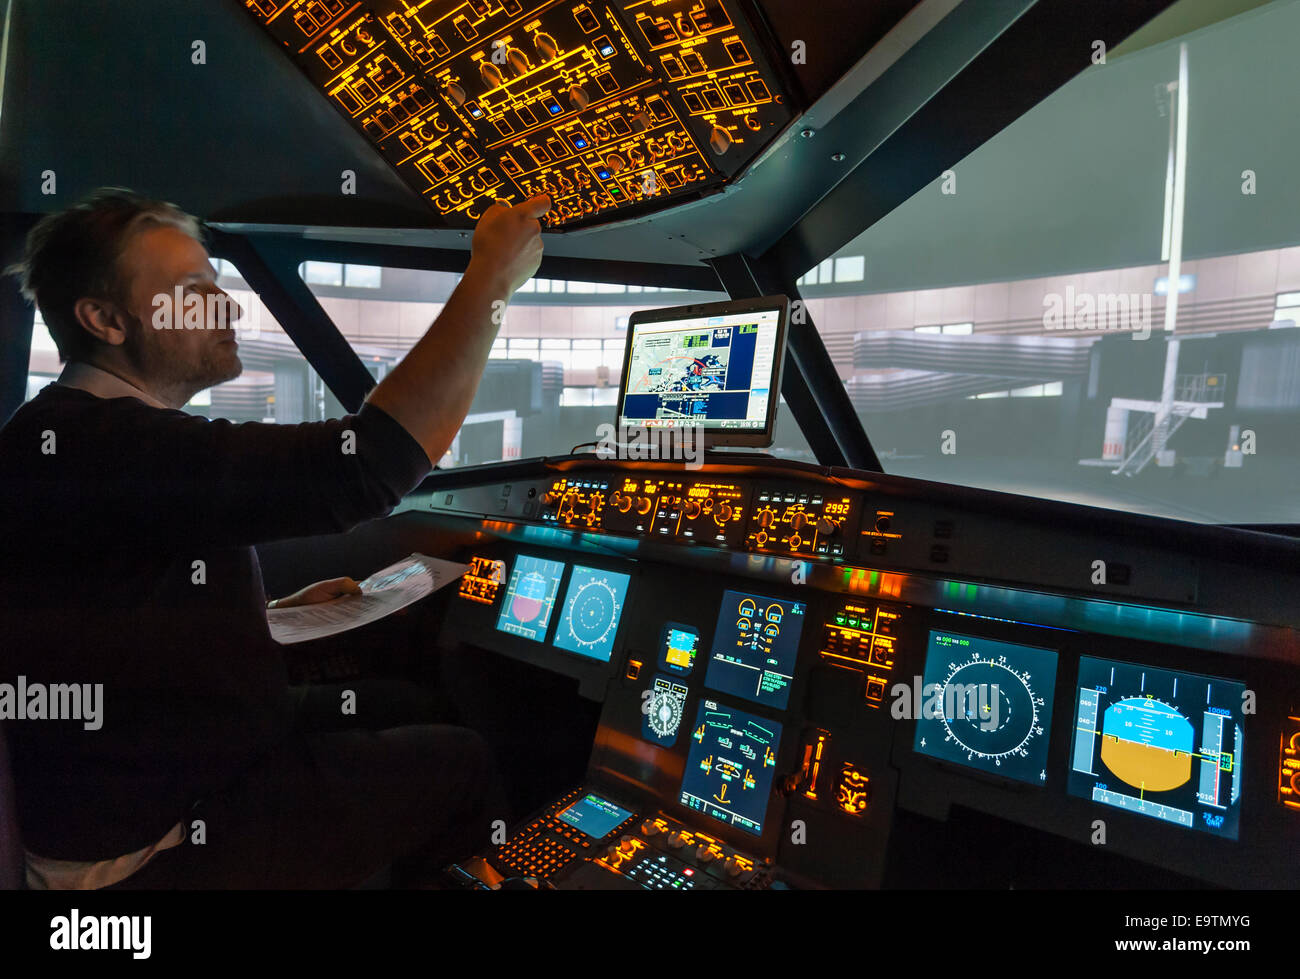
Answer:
(23, 397, 434, 548)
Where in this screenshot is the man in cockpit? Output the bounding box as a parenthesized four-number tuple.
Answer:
(0, 186, 552, 888)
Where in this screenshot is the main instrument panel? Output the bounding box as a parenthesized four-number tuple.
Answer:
(412, 456, 1300, 889)
(240, 0, 794, 228)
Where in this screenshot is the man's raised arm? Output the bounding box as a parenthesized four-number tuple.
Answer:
(366, 193, 552, 464)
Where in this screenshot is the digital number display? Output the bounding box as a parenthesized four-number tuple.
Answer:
(704, 590, 805, 709)
(1067, 657, 1244, 839)
(913, 631, 1058, 785)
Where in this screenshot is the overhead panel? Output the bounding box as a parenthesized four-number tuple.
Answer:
(240, 0, 795, 230)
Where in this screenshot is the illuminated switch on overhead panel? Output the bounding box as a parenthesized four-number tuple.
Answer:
(725, 39, 751, 65)
(502, 0, 522, 13)
(681, 91, 704, 113)
(594, 35, 616, 57)
(542, 95, 563, 116)
(574, 5, 600, 32)
(454, 17, 477, 41)
(594, 73, 619, 94)
(646, 98, 672, 122)
(570, 133, 590, 150)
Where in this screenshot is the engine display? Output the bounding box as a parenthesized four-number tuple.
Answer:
(704, 589, 806, 710)
(240, 0, 793, 229)
(1068, 656, 1245, 839)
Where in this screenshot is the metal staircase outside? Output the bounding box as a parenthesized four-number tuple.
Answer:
(1112, 373, 1226, 477)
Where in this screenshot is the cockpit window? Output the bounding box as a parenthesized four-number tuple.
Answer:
(298, 265, 814, 468)
(782, 1, 1300, 525)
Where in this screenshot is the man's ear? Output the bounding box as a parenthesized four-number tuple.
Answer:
(72, 297, 131, 348)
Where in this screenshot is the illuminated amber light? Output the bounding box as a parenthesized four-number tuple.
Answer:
(459, 554, 506, 603)
(1279, 716, 1300, 811)
(241, 0, 792, 229)
(837, 764, 870, 815)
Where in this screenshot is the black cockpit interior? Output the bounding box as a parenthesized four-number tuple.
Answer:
(3, 0, 1300, 900)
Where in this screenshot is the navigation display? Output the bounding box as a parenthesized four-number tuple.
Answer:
(619, 304, 783, 434)
(679, 700, 782, 837)
(553, 565, 631, 662)
(494, 555, 565, 642)
(555, 794, 634, 840)
(1068, 657, 1244, 839)
(913, 630, 1059, 785)
(704, 590, 806, 710)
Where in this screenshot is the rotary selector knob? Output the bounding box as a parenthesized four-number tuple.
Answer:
(684, 500, 702, 519)
(709, 125, 732, 155)
(817, 517, 837, 535)
(758, 509, 775, 529)
(790, 511, 807, 531)
(636, 496, 654, 516)
(641, 820, 661, 837)
(716, 503, 733, 521)
(534, 32, 558, 60)
(507, 48, 530, 76)
(568, 84, 590, 111)
(444, 81, 467, 106)
(666, 831, 689, 850)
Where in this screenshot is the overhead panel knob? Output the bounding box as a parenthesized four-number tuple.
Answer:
(507, 47, 530, 76)
(444, 81, 467, 106)
(709, 125, 732, 155)
(568, 84, 590, 111)
(479, 61, 504, 89)
(534, 31, 558, 61)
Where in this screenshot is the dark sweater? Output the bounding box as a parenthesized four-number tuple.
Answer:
(0, 384, 431, 859)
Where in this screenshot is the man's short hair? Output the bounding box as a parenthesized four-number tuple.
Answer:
(5, 188, 204, 362)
